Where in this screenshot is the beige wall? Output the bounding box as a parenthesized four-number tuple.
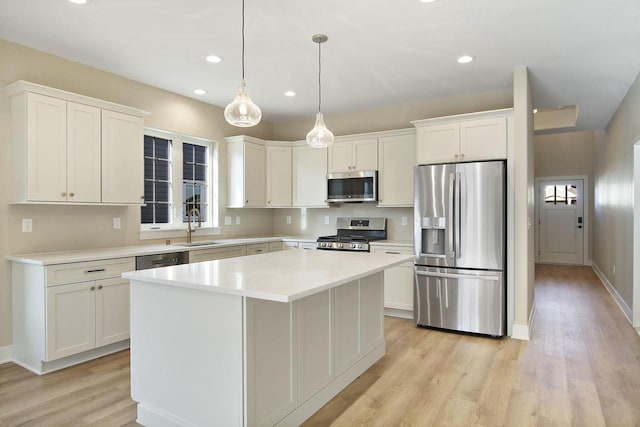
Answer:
(0, 39, 276, 348)
(272, 90, 513, 140)
(593, 70, 640, 311)
(512, 66, 535, 332)
(534, 130, 596, 263)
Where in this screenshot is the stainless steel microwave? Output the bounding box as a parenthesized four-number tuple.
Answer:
(327, 170, 377, 203)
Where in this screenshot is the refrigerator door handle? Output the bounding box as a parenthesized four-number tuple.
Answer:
(443, 279, 449, 308)
(448, 173, 455, 258)
(455, 172, 462, 259)
(415, 270, 501, 281)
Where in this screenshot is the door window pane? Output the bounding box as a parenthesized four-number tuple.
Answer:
(544, 184, 577, 205)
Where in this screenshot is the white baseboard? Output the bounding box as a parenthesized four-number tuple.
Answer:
(0, 345, 12, 364)
(511, 299, 536, 341)
(592, 263, 633, 324)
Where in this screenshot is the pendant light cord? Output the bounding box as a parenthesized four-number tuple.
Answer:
(241, 0, 245, 80)
(317, 41, 322, 113)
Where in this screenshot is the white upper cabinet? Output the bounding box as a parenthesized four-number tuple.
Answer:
(293, 145, 327, 207)
(377, 132, 415, 207)
(413, 109, 512, 164)
(101, 110, 144, 204)
(266, 145, 292, 207)
(67, 102, 101, 203)
(226, 136, 267, 208)
(328, 138, 378, 172)
(5, 81, 146, 205)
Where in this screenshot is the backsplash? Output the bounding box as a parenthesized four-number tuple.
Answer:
(272, 205, 414, 241)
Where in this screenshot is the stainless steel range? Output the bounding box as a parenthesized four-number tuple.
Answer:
(317, 217, 386, 252)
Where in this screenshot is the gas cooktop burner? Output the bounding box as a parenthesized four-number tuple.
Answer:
(316, 217, 387, 252)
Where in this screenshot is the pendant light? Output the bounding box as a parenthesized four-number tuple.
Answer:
(224, 0, 262, 127)
(306, 34, 334, 148)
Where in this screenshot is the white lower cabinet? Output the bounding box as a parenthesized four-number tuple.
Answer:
(245, 274, 383, 426)
(11, 257, 135, 374)
(246, 243, 269, 255)
(46, 277, 130, 361)
(371, 244, 414, 317)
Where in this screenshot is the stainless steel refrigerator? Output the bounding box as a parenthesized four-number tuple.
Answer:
(414, 160, 505, 336)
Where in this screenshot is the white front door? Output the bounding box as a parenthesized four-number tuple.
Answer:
(538, 179, 585, 265)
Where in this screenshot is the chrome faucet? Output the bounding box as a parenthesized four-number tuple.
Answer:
(186, 208, 201, 244)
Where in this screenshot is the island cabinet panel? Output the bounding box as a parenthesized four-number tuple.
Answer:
(297, 289, 334, 403)
(359, 273, 385, 354)
(333, 280, 361, 376)
(245, 299, 298, 427)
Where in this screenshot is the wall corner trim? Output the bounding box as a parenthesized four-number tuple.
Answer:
(592, 263, 633, 324)
(511, 299, 536, 341)
(0, 345, 12, 365)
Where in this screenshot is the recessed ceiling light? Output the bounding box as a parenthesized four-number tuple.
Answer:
(533, 109, 538, 114)
(193, 89, 206, 95)
(205, 55, 222, 63)
(284, 90, 296, 97)
(457, 55, 474, 64)
(68, 0, 87, 4)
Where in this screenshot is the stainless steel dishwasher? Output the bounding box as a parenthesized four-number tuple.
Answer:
(135, 251, 189, 270)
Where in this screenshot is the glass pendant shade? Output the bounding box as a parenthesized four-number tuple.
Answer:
(224, 79, 262, 127)
(306, 112, 334, 148)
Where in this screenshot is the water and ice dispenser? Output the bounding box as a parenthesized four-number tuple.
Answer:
(421, 217, 446, 256)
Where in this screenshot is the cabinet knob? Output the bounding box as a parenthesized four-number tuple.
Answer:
(90, 286, 96, 291)
(140, 196, 145, 200)
(267, 201, 271, 204)
(454, 154, 459, 160)
(61, 192, 67, 197)
(97, 285, 103, 290)
(69, 192, 74, 197)
(246, 200, 249, 203)
(460, 153, 465, 160)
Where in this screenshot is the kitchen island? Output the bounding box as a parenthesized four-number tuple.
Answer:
(122, 249, 413, 427)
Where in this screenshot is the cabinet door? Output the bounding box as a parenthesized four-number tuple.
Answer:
(378, 134, 415, 206)
(333, 280, 360, 376)
(266, 146, 292, 207)
(372, 246, 414, 311)
(293, 145, 328, 207)
(101, 110, 144, 204)
(245, 298, 298, 427)
(244, 142, 266, 207)
(298, 289, 333, 403)
(283, 241, 298, 250)
(67, 102, 101, 203)
(269, 242, 283, 252)
(416, 123, 459, 164)
(26, 93, 67, 202)
(189, 245, 247, 263)
(46, 282, 96, 361)
(353, 138, 378, 170)
(327, 141, 353, 172)
(459, 117, 507, 161)
(95, 278, 130, 347)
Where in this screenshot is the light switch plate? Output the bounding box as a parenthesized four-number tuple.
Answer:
(324, 216, 330, 225)
(401, 216, 408, 226)
(22, 218, 33, 233)
(235, 216, 241, 225)
(113, 217, 121, 229)
(225, 216, 232, 226)
(286, 215, 292, 225)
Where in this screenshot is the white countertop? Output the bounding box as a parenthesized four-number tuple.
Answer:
(6, 236, 312, 265)
(123, 249, 413, 303)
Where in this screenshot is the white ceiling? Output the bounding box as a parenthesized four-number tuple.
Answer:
(1, 0, 639, 129)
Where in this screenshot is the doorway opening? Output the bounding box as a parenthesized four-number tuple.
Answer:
(535, 176, 589, 266)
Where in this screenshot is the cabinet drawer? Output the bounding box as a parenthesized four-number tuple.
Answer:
(371, 246, 413, 266)
(190, 245, 247, 263)
(46, 257, 135, 287)
(268, 242, 283, 252)
(247, 243, 269, 255)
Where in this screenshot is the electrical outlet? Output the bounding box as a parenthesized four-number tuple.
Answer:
(113, 217, 121, 229)
(225, 216, 232, 226)
(22, 218, 33, 233)
(324, 216, 330, 225)
(235, 216, 241, 225)
(401, 216, 408, 226)
(286, 215, 292, 225)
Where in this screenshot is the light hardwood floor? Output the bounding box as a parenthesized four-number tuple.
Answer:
(1, 265, 639, 426)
